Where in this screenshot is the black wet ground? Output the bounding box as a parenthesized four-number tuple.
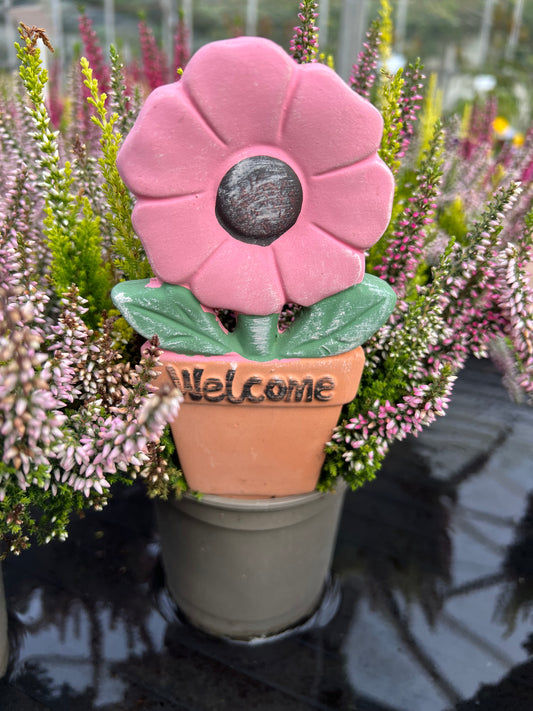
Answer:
(1, 357, 532, 710)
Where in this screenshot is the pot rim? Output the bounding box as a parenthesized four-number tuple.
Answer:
(179, 479, 347, 512)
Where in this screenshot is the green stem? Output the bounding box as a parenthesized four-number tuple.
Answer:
(235, 313, 280, 360)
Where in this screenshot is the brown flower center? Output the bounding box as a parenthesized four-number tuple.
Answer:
(216, 156, 303, 246)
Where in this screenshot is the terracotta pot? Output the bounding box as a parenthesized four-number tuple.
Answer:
(155, 346, 364, 497)
(155, 482, 347, 639)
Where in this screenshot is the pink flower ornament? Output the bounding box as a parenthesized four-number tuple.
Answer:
(117, 37, 394, 316)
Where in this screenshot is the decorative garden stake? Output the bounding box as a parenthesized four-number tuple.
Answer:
(112, 36, 396, 498)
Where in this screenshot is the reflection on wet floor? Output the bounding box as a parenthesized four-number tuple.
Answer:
(1, 358, 532, 711)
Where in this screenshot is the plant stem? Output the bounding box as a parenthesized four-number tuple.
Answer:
(235, 313, 280, 360)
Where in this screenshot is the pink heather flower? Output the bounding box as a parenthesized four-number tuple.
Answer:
(290, 1, 319, 64)
(173, 14, 190, 76)
(47, 57, 64, 129)
(0, 286, 65, 481)
(117, 37, 394, 315)
(398, 60, 425, 156)
(78, 13, 110, 95)
(350, 21, 380, 99)
(139, 19, 168, 91)
(521, 158, 533, 183)
(375, 126, 443, 297)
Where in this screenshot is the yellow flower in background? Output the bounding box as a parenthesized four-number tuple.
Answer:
(493, 116, 509, 133)
(492, 116, 514, 140)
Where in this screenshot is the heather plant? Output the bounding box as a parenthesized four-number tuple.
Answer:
(1, 0, 532, 551)
(81, 56, 150, 281)
(138, 17, 168, 91)
(16, 24, 112, 327)
(78, 11, 110, 95)
(349, 17, 381, 101)
(321, 4, 533, 490)
(0, 25, 182, 557)
(289, 0, 319, 64)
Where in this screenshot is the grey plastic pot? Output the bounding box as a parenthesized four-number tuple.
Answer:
(0, 563, 8, 677)
(155, 483, 346, 640)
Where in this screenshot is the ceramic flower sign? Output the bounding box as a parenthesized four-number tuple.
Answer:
(112, 37, 396, 496)
(112, 36, 395, 359)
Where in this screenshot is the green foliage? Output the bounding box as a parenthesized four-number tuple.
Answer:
(320, 437, 383, 492)
(109, 45, 137, 136)
(438, 197, 469, 243)
(81, 56, 151, 281)
(0, 471, 105, 559)
(378, 68, 404, 175)
(418, 74, 443, 159)
(46, 197, 112, 325)
(279, 275, 397, 358)
(111, 275, 396, 360)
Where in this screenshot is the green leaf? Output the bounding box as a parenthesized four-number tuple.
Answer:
(277, 274, 396, 358)
(111, 280, 236, 355)
(112, 275, 396, 360)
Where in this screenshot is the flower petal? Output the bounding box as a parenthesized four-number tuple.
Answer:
(281, 63, 383, 176)
(189, 241, 285, 315)
(273, 224, 364, 306)
(132, 196, 223, 283)
(308, 156, 394, 249)
(117, 82, 227, 198)
(182, 37, 294, 148)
